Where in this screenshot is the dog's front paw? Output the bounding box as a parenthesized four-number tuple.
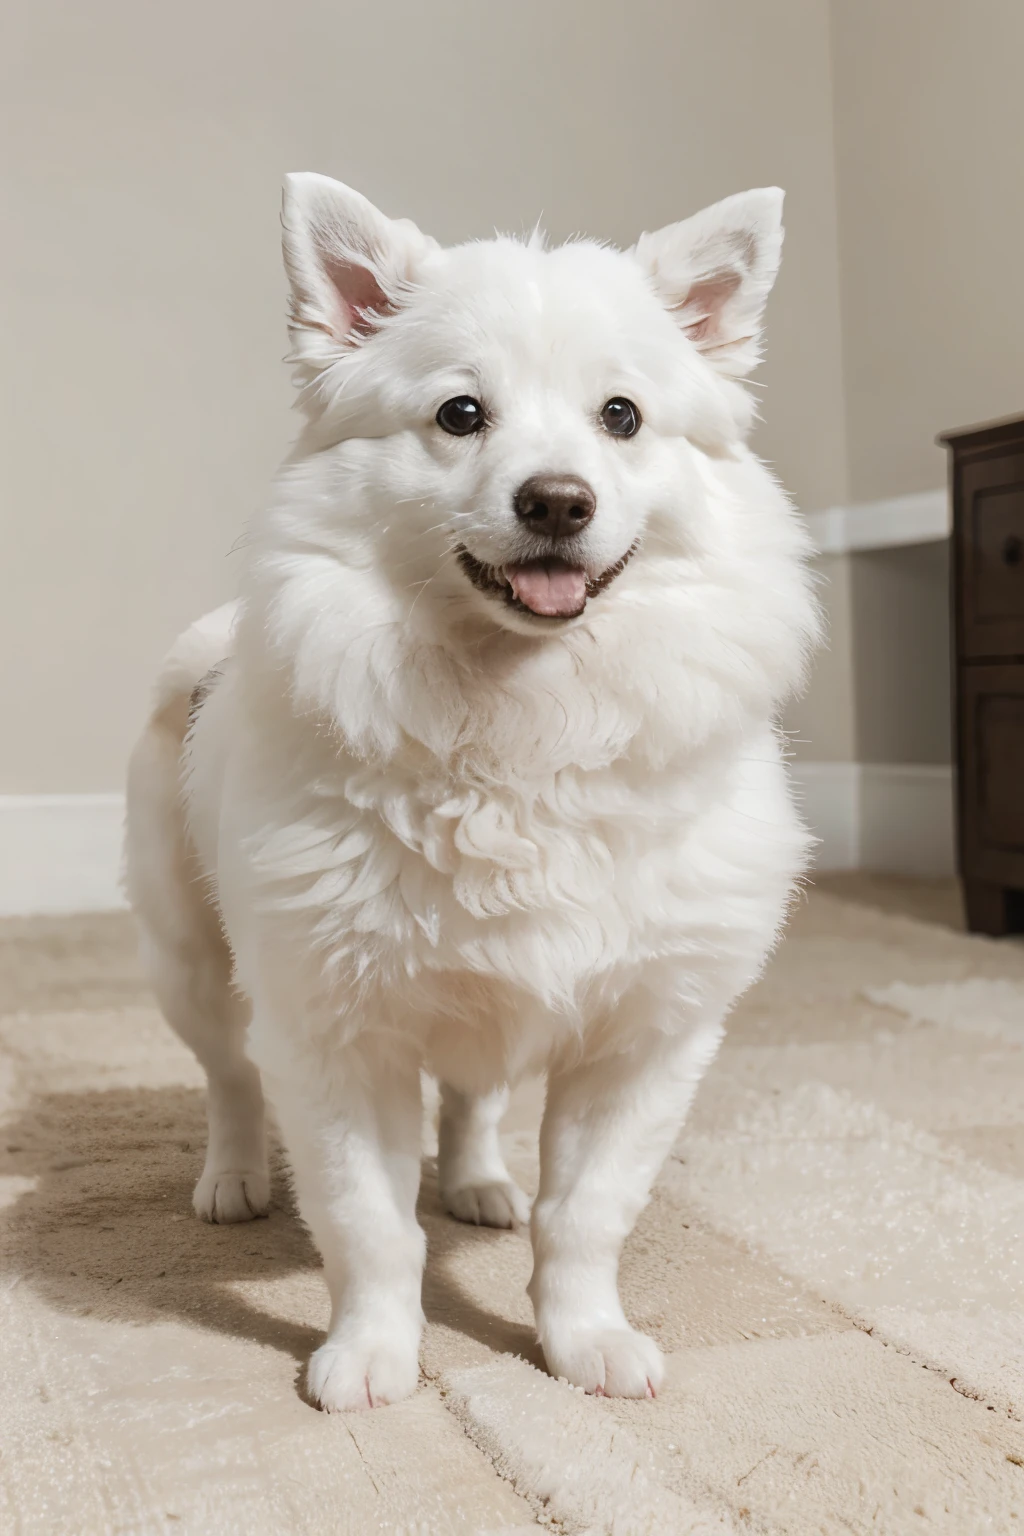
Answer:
(541, 1324, 664, 1398)
(192, 1167, 270, 1223)
(307, 1330, 420, 1411)
(442, 1178, 530, 1228)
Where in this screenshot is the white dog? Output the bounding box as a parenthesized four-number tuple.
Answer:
(125, 173, 818, 1411)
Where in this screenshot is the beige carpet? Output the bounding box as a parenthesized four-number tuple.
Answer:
(2, 879, 1024, 1534)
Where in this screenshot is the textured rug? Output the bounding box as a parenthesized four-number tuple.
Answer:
(2, 879, 1023, 1535)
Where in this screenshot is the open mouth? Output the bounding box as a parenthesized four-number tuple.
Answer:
(455, 544, 638, 620)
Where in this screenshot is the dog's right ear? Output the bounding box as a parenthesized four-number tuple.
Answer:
(281, 173, 435, 366)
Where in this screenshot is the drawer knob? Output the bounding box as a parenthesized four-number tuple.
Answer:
(1002, 535, 1023, 567)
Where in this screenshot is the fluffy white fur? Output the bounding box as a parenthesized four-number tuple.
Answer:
(125, 173, 819, 1411)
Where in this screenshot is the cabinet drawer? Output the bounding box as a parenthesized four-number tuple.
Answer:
(958, 663, 1024, 885)
(956, 450, 1024, 657)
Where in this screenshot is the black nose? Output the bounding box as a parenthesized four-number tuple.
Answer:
(513, 474, 596, 540)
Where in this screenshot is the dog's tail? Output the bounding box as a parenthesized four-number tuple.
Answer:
(148, 600, 240, 738)
(123, 601, 239, 926)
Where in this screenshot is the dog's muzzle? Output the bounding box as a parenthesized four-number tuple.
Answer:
(455, 542, 639, 621)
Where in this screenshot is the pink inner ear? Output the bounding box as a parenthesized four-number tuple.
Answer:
(675, 270, 742, 345)
(321, 250, 391, 339)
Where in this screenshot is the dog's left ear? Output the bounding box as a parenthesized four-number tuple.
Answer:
(281, 173, 436, 366)
(633, 189, 783, 377)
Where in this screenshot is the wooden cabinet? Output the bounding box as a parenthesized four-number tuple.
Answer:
(941, 415, 1024, 934)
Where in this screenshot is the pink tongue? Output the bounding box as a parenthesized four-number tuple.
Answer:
(506, 560, 588, 617)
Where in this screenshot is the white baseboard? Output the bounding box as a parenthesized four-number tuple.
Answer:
(805, 489, 949, 555)
(792, 761, 955, 877)
(0, 795, 127, 916)
(0, 768, 956, 917)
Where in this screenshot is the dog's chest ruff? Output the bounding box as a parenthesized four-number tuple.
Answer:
(257, 745, 714, 1002)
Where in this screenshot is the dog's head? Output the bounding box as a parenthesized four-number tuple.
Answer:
(278, 174, 785, 639)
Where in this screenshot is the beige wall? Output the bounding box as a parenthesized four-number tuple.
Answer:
(831, 0, 1024, 502)
(2, 0, 848, 791)
(9, 1, 1022, 791)
(850, 543, 952, 765)
(826, 0, 1024, 766)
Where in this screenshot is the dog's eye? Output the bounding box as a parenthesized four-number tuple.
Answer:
(436, 396, 486, 436)
(600, 398, 641, 438)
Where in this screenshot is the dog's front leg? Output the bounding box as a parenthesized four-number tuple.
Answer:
(528, 1016, 722, 1397)
(264, 1030, 425, 1411)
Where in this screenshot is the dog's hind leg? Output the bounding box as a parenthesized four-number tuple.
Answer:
(437, 1083, 530, 1228)
(125, 627, 269, 1224)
